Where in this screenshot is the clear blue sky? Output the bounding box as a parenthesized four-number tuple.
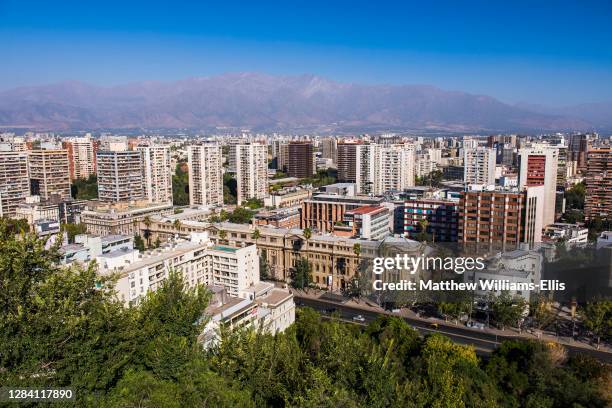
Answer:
(1, 0, 611, 106)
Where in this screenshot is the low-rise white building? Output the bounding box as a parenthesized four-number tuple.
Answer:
(97, 232, 260, 305)
(543, 223, 589, 244)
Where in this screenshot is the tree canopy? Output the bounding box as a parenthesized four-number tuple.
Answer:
(0, 221, 609, 407)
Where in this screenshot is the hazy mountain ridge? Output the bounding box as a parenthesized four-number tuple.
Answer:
(0, 73, 602, 132)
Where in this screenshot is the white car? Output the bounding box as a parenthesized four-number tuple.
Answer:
(466, 321, 485, 330)
(352, 314, 366, 322)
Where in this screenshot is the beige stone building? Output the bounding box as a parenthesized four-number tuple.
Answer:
(137, 216, 384, 290)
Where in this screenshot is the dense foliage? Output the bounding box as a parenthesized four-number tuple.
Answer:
(71, 175, 98, 200)
(172, 162, 189, 206)
(0, 223, 610, 407)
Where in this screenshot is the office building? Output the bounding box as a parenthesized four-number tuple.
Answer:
(0, 151, 30, 218)
(463, 147, 496, 186)
(138, 145, 173, 204)
(188, 144, 223, 207)
(518, 146, 558, 226)
(400, 199, 459, 242)
(97, 150, 144, 202)
(457, 186, 545, 246)
(584, 148, 611, 220)
(287, 142, 314, 178)
(234, 143, 268, 205)
(62, 136, 97, 180)
(28, 149, 71, 201)
(334, 205, 391, 240)
(301, 194, 383, 233)
(264, 186, 312, 209)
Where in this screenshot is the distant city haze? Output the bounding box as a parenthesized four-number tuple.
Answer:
(1, 73, 610, 132)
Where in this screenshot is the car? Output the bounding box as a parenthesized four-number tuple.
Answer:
(352, 314, 366, 322)
(466, 321, 485, 330)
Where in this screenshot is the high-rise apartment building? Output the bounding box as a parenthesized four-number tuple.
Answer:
(337, 142, 415, 195)
(320, 137, 338, 163)
(62, 136, 97, 180)
(518, 146, 558, 226)
(337, 142, 359, 183)
(277, 143, 290, 172)
(567, 133, 590, 172)
(287, 142, 314, 178)
(375, 144, 415, 194)
(188, 144, 223, 207)
(96, 150, 145, 202)
(0, 151, 30, 217)
(457, 186, 545, 246)
(584, 148, 611, 220)
(137, 145, 173, 204)
(100, 136, 128, 152)
(234, 143, 268, 205)
(28, 149, 72, 201)
(463, 147, 496, 186)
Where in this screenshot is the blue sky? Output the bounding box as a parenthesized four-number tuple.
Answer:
(1, 0, 611, 106)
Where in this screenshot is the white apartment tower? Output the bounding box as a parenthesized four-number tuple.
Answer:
(518, 146, 559, 227)
(27, 149, 72, 201)
(234, 143, 268, 205)
(349, 143, 416, 195)
(188, 144, 223, 207)
(62, 136, 97, 180)
(138, 145, 173, 204)
(0, 151, 30, 217)
(463, 147, 496, 186)
(96, 150, 145, 202)
(374, 144, 415, 194)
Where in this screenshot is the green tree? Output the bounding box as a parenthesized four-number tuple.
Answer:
(244, 198, 264, 209)
(223, 173, 237, 204)
(218, 229, 227, 244)
(493, 292, 527, 330)
(134, 234, 146, 251)
(61, 223, 87, 243)
(581, 299, 611, 349)
(291, 258, 312, 289)
(228, 207, 255, 224)
(172, 162, 189, 206)
(71, 175, 98, 199)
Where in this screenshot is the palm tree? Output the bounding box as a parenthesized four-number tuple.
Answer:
(143, 216, 152, 247)
(218, 229, 227, 244)
(173, 219, 182, 232)
(251, 228, 261, 244)
(301, 227, 313, 292)
(302, 227, 312, 245)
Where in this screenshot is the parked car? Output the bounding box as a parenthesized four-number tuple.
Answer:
(467, 321, 485, 330)
(352, 314, 366, 322)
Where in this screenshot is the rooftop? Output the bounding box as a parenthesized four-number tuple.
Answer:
(345, 205, 387, 215)
(211, 245, 237, 253)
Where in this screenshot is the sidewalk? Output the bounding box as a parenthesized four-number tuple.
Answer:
(290, 288, 611, 354)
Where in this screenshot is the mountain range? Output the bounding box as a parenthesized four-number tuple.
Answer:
(0, 73, 608, 133)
